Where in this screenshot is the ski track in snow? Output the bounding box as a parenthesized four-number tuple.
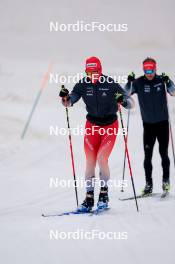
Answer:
(1, 62, 175, 264)
(1, 62, 175, 263)
(1, 87, 175, 264)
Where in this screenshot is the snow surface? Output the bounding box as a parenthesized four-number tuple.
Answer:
(0, 0, 175, 263)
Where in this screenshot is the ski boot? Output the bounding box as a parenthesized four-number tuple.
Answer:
(77, 191, 94, 213)
(142, 182, 153, 197)
(97, 186, 109, 210)
(162, 180, 170, 192)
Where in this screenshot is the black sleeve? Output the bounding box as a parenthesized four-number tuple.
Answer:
(166, 79, 175, 96)
(69, 83, 82, 105)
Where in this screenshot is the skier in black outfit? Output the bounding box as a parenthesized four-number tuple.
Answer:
(125, 57, 175, 195)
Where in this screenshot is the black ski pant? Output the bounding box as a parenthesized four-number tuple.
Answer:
(143, 120, 170, 185)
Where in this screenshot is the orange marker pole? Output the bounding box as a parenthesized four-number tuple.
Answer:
(21, 63, 53, 139)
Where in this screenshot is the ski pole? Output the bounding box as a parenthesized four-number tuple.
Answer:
(121, 109, 130, 192)
(164, 82, 175, 169)
(21, 63, 53, 139)
(169, 120, 175, 169)
(118, 104, 139, 212)
(121, 82, 132, 192)
(61, 85, 79, 207)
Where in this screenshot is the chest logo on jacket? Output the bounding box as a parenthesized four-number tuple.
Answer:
(154, 83, 162, 92)
(144, 85, 150, 93)
(102, 92, 107, 97)
(86, 86, 94, 96)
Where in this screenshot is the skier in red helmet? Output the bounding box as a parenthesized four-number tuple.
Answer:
(125, 57, 175, 196)
(60, 56, 134, 212)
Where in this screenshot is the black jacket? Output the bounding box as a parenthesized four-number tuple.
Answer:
(69, 75, 133, 126)
(125, 75, 175, 124)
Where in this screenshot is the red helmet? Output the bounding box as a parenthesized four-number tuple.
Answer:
(85, 56, 102, 76)
(143, 58, 157, 71)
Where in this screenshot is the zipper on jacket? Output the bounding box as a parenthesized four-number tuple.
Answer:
(95, 85, 99, 115)
(151, 82, 157, 121)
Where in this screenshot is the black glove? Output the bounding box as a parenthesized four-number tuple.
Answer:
(59, 85, 69, 98)
(115, 92, 124, 104)
(127, 72, 135, 82)
(115, 93, 127, 107)
(162, 73, 170, 84)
